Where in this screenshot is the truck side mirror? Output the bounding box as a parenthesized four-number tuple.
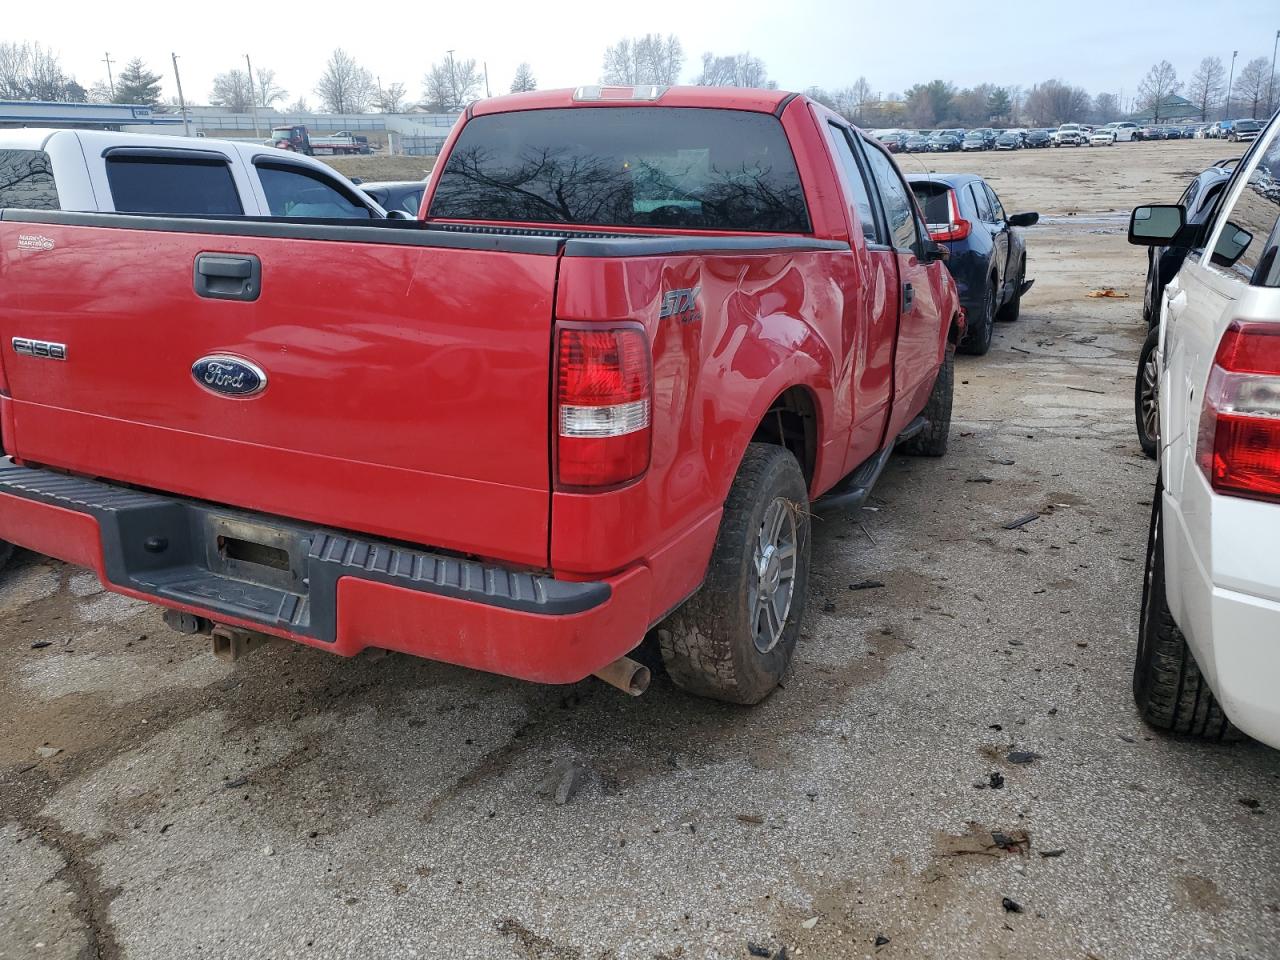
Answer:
(1008, 212, 1039, 227)
(1211, 222, 1253, 268)
(1129, 204, 1186, 246)
(919, 239, 949, 263)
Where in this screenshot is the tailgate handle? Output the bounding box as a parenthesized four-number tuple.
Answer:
(194, 253, 261, 302)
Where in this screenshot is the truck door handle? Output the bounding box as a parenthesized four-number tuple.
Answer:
(194, 253, 261, 302)
(902, 282, 915, 312)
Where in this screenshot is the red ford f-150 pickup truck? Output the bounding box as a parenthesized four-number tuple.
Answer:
(0, 86, 960, 704)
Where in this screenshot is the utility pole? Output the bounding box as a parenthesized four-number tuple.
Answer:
(483, 61, 491, 98)
(103, 52, 115, 99)
(171, 53, 190, 137)
(245, 54, 261, 139)
(446, 49, 458, 111)
(1269, 30, 1279, 118)
(377, 74, 384, 112)
(1226, 50, 1238, 121)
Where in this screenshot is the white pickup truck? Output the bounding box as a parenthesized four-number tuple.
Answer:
(0, 128, 386, 218)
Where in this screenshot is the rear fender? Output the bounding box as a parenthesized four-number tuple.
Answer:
(716, 316, 834, 498)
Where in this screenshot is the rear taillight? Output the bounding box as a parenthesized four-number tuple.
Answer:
(1197, 321, 1280, 502)
(556, 327, 652, 488)
(928, 189, 971, 242)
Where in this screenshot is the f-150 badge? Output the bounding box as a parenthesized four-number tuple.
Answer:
(11, 337, 66, 360)
(191, 355, 267, 398)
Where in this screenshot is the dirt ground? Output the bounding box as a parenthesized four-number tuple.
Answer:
(3, 139, 1279, 960)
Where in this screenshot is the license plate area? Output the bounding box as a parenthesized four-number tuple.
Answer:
(202, 514, 310, 594)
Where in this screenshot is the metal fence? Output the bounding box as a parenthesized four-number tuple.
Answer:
(189, 114, 389, 132)
(185, 112, 460, 134)
(396, 134, 451, 156)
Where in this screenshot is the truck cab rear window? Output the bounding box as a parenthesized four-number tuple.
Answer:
(106, 156, 243, 216)
(429, 107, 810, 233)
(0, 150, 59, 210)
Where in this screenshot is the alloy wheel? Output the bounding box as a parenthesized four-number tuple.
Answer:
(748, 498, 799, 654)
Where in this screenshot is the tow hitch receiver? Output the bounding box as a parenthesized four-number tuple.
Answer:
(210, 624, 273, 662)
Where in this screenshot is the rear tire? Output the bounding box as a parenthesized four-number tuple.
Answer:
(659, 444, 812, 705)
(959, 278, 996, 356)
(1133, 481, 1241, 741)
(1135, 326, 1160, 460)
(901, 344, 954, 457)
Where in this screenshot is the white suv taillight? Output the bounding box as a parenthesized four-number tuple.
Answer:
(1197, 321, 1280, 503)
(556, 327, 652, 488)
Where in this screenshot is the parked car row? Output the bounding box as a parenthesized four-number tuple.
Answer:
(1127, 108, 1280, 749)
(879, 121, 1156, 153)
(1204, 119, 1266, 142)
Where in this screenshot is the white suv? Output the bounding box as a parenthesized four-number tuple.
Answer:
(1128, 114, 1280, 747)
(1101, 121, 1139, 142)
(1053, 124, 1088, 147)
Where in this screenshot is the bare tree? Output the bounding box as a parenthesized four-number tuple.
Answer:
(695, 51, 771, 88)
(375, 81, 408, 113)
(510, 62, 537, 93)
(315, 49, 377, 114)
(0, 41, 83, 101)
(1136, 60, 1181, 122)
(1093, 92, 1120, 122)
(1024, 79, 1092, 125)
(423, 56, 482, 112)
(254, 67, 286, 108)
(1236, 57, 1275, 118)
(847, 76, 873, 123)
(285, 96, 310, 113)
(601, 34, 684, 85)
(1188, 56, 1225, 121)
(1007, 84, 1024, 124)
(210, 69, 252, 112)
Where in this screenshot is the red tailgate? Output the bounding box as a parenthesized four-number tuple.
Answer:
(0, 221, 557, 567)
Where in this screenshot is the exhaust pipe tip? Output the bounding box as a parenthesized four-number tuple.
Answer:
(593, 655, 651, 696)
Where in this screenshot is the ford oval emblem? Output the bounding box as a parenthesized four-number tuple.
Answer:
(191, 355, 267, 398)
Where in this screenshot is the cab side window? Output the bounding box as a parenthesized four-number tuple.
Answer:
(1211, 131, 1280, 284)
(258, 164, 372, 219)
(862, 145, 918, 251)
(825, 122, 880, 245)
(106, 155, 242, 215)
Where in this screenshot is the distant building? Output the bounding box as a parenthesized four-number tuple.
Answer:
(0, 99, 183, 130)
(1128, 94, 1200, 123)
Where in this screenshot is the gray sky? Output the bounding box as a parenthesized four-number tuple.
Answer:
(9, 0, 1278, 108)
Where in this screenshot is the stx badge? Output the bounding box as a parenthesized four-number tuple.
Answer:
(659, 286, 702, 323)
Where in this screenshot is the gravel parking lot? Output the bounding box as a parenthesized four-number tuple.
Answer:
(2, 140, 1278, 960)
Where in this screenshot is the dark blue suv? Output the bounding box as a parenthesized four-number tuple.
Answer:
(907, 174, 1038, 355)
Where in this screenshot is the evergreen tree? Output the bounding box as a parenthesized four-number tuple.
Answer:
(115, 57, 162, 105)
